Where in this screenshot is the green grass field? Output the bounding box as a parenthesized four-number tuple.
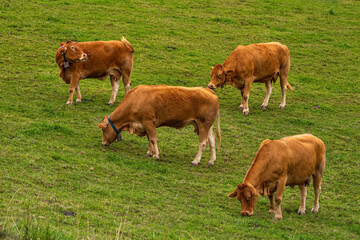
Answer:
(1, 0, 359, 239)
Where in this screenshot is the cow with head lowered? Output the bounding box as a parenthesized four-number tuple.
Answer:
(98, 85, 221, 166)
(55, 37, 134, 105)
(228, 134, 326, 220)
(208, 42, 293, 115)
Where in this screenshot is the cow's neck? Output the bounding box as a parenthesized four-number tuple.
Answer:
(109, 107, 135, 133)
(222, 62, 238, 88)
(108, 108, 124, 126)
(242, 158, 266, 190)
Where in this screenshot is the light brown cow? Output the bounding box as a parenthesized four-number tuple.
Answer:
(98, 85, 221, 166)
(55, 37, 134, 105)
(208, 42, 293, 115)
(228, 134, 326, 219)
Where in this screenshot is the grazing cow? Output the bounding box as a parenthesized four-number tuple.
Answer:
(98, 85, 221, 166)
(228, 134, 326, 219)
(55, 37, 134, 105)
(208, 42, 293, 115)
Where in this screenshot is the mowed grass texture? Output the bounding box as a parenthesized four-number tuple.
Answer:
(1, 0, 359, 239)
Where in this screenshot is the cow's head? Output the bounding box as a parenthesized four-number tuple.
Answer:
(98, 116, 122, 146)
(60, 40, 87, 63)
(228, 183, 259, 216)
(208, 64, 233, 89)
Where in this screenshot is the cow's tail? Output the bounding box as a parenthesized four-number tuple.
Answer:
(216, 109, 221, 152)
(287, 82, 293, 92)
(283, 54, 293, 92)
(121, 37, 134, 53)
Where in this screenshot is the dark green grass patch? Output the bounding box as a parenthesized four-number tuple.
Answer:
(1, 0, 360, 239)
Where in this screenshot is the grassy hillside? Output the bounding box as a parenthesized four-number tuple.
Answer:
(1, 0, 359, 239)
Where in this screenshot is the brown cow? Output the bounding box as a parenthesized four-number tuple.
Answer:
(208, 42, 293, 115)
(55, 37, 134, 105)
(228, 134, 326, 219)
(98, 85, 221, 166)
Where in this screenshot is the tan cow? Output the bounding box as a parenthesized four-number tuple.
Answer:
(98, 85, 221, 166)
(208, 42, 293, 115)
(55, 37, 134, 105)
(228, 134, 326, 219)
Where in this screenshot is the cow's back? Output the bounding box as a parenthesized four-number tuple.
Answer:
(281, 134, 325, 164)
(232, 42, 289, 60)
(120, 85, 219, 126)
(228, 42, 290, 80)
(279, 134, 325, 185)
(78, 40, 133, 67)
(247, 134, 325, 186)
(55, 39, 134, 81)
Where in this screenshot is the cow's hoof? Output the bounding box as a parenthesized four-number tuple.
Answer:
(261, 104, 267, 110)
(190, 162, 199, 166)
(76, 99, 82, 103)
(108, 102, 115, 106)
(310, 208, 319, 214)
(153, 155, 160, 160)
(298, 211, 305, 215)
(243, 110, 249, 116)
(238, 106, 244, 110)
(275, 215, 283, 220)
(269, 209, 275, 214)
(279, 104, 286, 109)
(145, 153, 152, 157)
(66, 101, 73, 105)
(207, 162, 214, 166)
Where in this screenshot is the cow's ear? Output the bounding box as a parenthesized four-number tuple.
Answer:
(100, 121, 109, 128)
(59, 42, 65, 47)
(66, 40, 72, 44)
(103, 116, 109, 125)
(99, 116, 109, 128)
(228, 189, 237, 198)
(60, 45, 67, 54)
(224, 69, 234, 75)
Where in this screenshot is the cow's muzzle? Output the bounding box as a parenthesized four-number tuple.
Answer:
(241, 211, 253, 217)
(80, 53, 87, 62)
(208, 83, 216, 89)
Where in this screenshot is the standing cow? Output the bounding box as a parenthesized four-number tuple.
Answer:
(228, 134, 326, 220)
(55, 37, 134, 105)
(98, 85, 221, 166)
(208, 42, 293, 115)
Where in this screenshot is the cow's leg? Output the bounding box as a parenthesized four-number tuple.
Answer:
(143, 122, 159, 159)
(122, 71, 131, 95)
(274, 178, 286, 220)
(145, 135, 153, 157)
(191, 126, 208, 166)
(67, 75, 80, 105)
(261, 81, 273, 110)
(238, 89, 245, 110)
(109, 75, 120, 105)
(75, 82, 82, 103)
(312, 154, 326, 213)
(268, 193, 275, 214)
(279, 66, 290, 109)
(311, 172, 322, 213)
(298, 184, 307, 215)
(207, 126, 216, 166)
(241, 80, 252, 115)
